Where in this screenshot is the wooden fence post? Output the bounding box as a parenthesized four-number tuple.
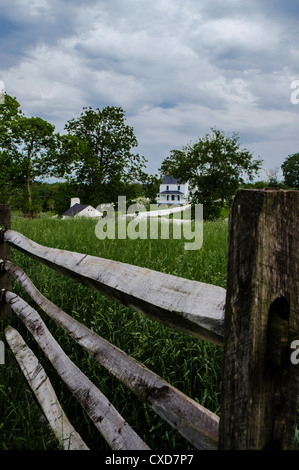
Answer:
(219, 189, 299, 450)
(0, 204, 11, 321)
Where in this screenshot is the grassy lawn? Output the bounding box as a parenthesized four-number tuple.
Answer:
(1, 214, 297, 450)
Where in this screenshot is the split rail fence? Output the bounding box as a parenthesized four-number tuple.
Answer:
(0, 189, 298, 450)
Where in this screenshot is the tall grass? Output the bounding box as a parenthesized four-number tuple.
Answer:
(3, 215, 227, 450)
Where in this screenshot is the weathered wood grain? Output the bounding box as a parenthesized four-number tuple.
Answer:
(4, 260, 219, 450)
(219, 189, 299, 450)
(5, 291, 150, 450)
(3, 229, 225, 345)
(5, 325, 89, 450)
(0, 204, 11, 320)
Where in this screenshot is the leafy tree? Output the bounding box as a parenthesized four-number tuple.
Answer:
(281, 153, 299, 189)
(0, 95, 23, 203)
(140, 173, 161, 203)
(0, 94, 58, 214)
(59, 106, 147, 193)
(160, 128, 263, 219)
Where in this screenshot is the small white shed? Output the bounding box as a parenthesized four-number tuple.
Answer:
(62, 198, 103, 218)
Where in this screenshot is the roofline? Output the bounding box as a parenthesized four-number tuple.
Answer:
(158, 190, 184, 195)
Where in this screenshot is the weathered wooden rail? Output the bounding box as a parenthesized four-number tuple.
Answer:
(0, 189, 298, 450)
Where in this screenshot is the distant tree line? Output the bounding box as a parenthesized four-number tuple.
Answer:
(1, 94, 298, 219)
(0, 94, 160, 215)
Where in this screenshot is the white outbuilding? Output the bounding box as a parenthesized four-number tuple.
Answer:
(62, 198, 103, 218)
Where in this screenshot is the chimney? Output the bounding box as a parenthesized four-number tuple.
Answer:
(71, 197, 80, 207)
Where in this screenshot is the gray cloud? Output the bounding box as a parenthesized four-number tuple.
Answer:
(1, 0, 299, 175)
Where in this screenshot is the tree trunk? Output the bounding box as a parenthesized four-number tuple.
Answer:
(26, 176, 33, 218)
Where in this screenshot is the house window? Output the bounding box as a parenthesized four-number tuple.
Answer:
(166, 185, 169, 191)
(167, 195, 169, 201)
(178, 185, 180, 190)
(178, 196, 180, 201)
(171, 195, 175, 201)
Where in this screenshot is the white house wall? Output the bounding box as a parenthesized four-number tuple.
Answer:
(157, 182, 189, 205)
(159, 183, 188, 195)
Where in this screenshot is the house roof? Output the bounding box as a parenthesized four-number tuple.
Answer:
(162, 174, 186, 184)
(159, 190, 184, 195)
(163, 174, 179, 184)
(62, 203, 89, 216)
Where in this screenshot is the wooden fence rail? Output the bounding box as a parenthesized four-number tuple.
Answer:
(0, 189, 298, 450)
(2, 228, 226, 346)
(3, 261, 219, 450)
(5, 325, 89, 450)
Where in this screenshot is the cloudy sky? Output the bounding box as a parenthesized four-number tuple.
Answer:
(1, 0, 299, 179)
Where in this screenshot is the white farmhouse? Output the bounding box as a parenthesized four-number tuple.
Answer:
(156, 172, 189, 206)
(62, 198, 103, 218)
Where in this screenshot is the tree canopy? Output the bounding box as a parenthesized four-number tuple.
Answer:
(50, 105, 149, 208)
(0, 97, 151, 213)
(1, 95, 267, 218)
(281, 153, 299, 189)
(59, 106, 147, 186)
(0, 94, 58, 214)
(160, 128, 263, 219)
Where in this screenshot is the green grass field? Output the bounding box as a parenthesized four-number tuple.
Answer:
(0, 214, 297, 450)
